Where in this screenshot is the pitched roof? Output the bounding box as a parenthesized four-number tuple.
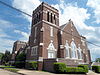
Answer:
(60, 19, 72, 30)
(60, 23, 68, 30)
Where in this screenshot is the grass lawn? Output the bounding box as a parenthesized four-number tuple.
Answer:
(4, 68, 19, 72)
(0, 65, 15, 69)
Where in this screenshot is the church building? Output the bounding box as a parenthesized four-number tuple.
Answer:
(11, 2, 91, 72)
(25, 2, 91, 71)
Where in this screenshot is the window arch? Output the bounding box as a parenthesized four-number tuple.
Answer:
(78, 46, 82, 59)
(65, 40, 70, 58)
(71, 41, 78, 58)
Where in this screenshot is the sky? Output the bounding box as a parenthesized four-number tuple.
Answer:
(0, 0, 100, 61)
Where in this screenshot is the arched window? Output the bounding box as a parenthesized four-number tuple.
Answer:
(78, 46, 82, 59)
(54, 15, 56, 24)
(39, 12, 41, 21)
(71, 41, 78, 58)
(65, 40, 70, 58)
(47, 12, 49, 22)
(51, 13, 53, 23)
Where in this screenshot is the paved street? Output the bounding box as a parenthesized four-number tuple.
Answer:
(0, 69, 21, 75)
(18, 69, 85, 75)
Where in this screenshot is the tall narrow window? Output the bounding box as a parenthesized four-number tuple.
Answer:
(34, 27, 37, 43)
(39, 12, 41, 21)
(35, 27, 37, 38)
(31, 46, 38, 56)
(50, 26, 53, 37)
(65, 40, 70, 58)
(81, 37, 85, 46)
(54, 15, 56, 24)
(78, 47, 82, 59)
(51, 13, 53, 23)
(37, 13, 39, 22)
(47, 12, 49, 22)
(71, 41, 78, 58)
(34, 14, 36, 24)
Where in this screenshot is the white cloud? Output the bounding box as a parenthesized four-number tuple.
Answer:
(52, 1, 91, 30)
(12, 0, 41, 21)
(87, 0, 100, 24)
(88, 46, 100, 61)
(14, 30, 29, 42)
(0, 38, 14, 53)
(0, 29, 10, 38)
(0, 19, 15, 53)
(0, 19, 13, 29)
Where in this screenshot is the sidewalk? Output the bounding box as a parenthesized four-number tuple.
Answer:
(87, 70, 100, 75)
(17, 69, 100, 75)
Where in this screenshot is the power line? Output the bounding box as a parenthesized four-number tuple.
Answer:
(0, 1, 32, 17)
(0, 1, 100, 47)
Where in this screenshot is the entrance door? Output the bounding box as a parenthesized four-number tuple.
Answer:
(48, 52, 55, 58)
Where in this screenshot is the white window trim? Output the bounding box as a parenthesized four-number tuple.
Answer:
(50, 26, 53, 37)
(35, 27, 37, 38)
(39, 43, 43, 46)
(81, 37, 85, 46)
(78, 47, 82, 59)
(71, 41, 78, 59)
(65, 40, 70, 58)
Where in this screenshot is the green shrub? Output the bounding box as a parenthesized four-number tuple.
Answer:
(14, 61, 25, 68)
(78, 65, 88, 73)
(53, 63, 88, 74)
(66, 67, 85, 73)
(26, 61, 37, 70)
(4, 68, 19, 72)
(53, 62, 66, 73)
(92, 66, 100, 73)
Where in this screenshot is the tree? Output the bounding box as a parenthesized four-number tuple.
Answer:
(15, 52, 26, 61)
(95, 58, 100, 62)
(0, 53, 4, 59)
(1, 50, 11, 65)
(15, 52, 26, 68)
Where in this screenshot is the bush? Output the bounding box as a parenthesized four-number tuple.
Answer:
(66, 67, 85, 73)
(92, 66, 100, 73)
(26, 61, 37, 70)
(53, 62, 66, 73)
(14, 61, 25, 68)
(4, 68, 19, 72)
(53, 63, 88, 74)
(78, 65, 88, 73)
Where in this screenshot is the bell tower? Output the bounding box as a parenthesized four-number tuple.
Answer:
(27, 2, 59, 61)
